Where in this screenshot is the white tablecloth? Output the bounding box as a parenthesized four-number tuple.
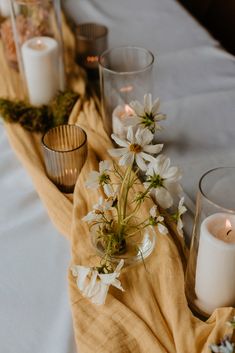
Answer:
(1, 0, 235, 351)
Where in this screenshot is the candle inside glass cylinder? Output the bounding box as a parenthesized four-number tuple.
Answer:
(195, 213, 235, 315)
(112, 104, 135, 138)
(28, 39, 47, 51)
(0, 0, 10, 17)
(76, 23, 108, 74)
(21, 36, 62, 106)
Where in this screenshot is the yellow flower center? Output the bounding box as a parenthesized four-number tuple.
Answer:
(129, 143, 142, 153)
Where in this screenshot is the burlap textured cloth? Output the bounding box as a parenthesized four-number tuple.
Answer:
(0, 17, 234, 353)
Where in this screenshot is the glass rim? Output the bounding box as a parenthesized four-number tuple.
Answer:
(199, 166, 235, 213)
(98, 45, 154, 75)
(41, 124, 87, 153)
(76, 22, 108, 41)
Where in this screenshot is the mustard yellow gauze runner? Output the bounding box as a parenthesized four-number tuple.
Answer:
(0, 17, 234, 353)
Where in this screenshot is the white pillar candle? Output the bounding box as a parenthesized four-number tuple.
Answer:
(0, 0, 10, 17)
(112, 104, 134, 138)
(21, 36, 61, 106)
(195, 213, 235, 315)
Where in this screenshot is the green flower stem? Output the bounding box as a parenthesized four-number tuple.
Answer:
(136, 183, 152, 202)
(117, 164, 133, 239)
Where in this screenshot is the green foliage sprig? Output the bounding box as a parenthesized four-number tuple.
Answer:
(0, 90, 79, 133)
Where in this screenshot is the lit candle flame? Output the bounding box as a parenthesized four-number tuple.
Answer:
(37, 39, 43, 46)
(226, 219, 232, 236)
(226, 219, 232, 229)
(124, 104, 134, 115)
(29, 38, 47, 51)
(119, 104, 134, 119)
(86, 56, 98, 63)
(120, 85, 133, 93)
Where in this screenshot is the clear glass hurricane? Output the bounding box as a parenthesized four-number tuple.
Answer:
(185, 167, 235, 318)
(99, 46, 154, 136)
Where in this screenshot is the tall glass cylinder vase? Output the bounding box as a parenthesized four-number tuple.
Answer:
(99, 46, 154, 137)
(185, 167, 235, 318)
(9, 0, 65, 105)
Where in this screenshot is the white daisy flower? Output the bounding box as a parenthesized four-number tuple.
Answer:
(82, 197, 113, 223)
(125, 94, 166, 133)
(71, 259, 125, 305)
(149, 205, 168, 235)
(104, 185, 120, 207)
(176, 197, 187, 236)
(145, 154, 182, 209)
(210, 339, 234, 353)
(85, 160, 112, 194)
(108, 126, 163, 171)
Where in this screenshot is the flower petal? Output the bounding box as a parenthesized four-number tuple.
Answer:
(127, 126, 134, 142)
(111, 134, 128, 147)
(162, 165, 181, 181)
(119, 152, 135, 167)
(135, 153, 148, 171)
(154, 187, 173, 209)
(99, 160, 111, 173)
(103, 183, 113, 197)
(85, 171, 100, 188)
(144, 93, 152, 114)
(71, 265, 91, 291)
(108, 147, 128, 157)
(83, 270, 99, 297)
(91, 283, 109, 305)
(149, 205, 157, 218)
(123, 116, 141, 127)
(138, 128, 153, 146)
(130, 100, 144, 116)
(140, 152, 156, 163)
(143, 143, 163, 155)
(151, 97, 160, 115)
(177, 218, 184, 235)
(157, 223, 168, 235)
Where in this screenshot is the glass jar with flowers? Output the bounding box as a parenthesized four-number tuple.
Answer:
(71, 94, 186, 305)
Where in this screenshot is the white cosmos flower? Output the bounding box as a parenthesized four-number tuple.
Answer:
(210, 340, 234, 353)
(176, 197, 187, 236)
(145, 154, 182, 209)
(108, 127, 163, 171)
(85, 160, 112, 195)
(82, 197, 112, 223)
(125, 94, 166, 133)
(149, 205, 168, 235)
(71, 259, 125, 305)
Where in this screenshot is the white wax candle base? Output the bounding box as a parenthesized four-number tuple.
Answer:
(194, 298, 217, 316)
(112, 104, 134, 138)
(195, 212, 235, 315)
(22, 36, 62, 106)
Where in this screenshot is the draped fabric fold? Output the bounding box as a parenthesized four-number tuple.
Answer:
(0, 17, 234, 353)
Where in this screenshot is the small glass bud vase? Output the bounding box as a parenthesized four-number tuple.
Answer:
(9, 0, 65, 105)
(185, 167, 235, 318)
(91, 223, 156, 266)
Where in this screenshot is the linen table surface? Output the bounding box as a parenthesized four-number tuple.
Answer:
(1, 0, 235, 352)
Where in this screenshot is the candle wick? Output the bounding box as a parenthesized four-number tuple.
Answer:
(226, 229, 232, 236)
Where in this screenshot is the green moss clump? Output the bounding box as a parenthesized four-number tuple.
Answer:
(0, 90, 79, 133)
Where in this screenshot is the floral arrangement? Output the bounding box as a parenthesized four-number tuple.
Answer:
(71, 94, 186, 305)
(209, 317, 235, 353)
